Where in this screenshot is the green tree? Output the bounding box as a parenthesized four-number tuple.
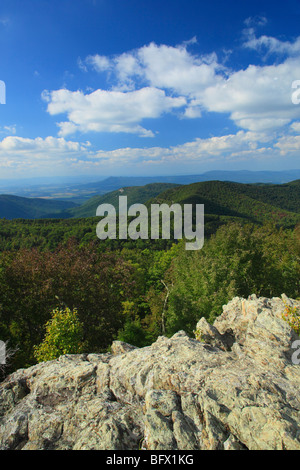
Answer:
(34, 307, 84, 363)
(165, 222, 300, 336)
(0, 239, 135, 370)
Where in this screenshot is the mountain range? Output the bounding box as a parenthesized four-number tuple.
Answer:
(74, 169, 300, 193)
(0, 178, 299, 229)
(0, 169, 299, 202)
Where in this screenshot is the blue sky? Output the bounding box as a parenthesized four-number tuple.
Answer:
(0, 0, 300, 179)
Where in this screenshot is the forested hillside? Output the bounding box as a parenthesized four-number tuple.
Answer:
(0, 180, 299, 227)
(0, 195, 77, 220)
(67, 179, 300, 225)
(147, 180, 300, 227)
(68, 183, 180, 218)
(0, 180, 299, 375)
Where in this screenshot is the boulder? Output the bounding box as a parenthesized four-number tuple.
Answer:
(0, 294, 299, 450)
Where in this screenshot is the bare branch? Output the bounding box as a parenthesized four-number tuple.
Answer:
(0, 341, 19, 379)
(160, 280, 173, 335)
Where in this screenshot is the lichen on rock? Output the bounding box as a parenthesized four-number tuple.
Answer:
(0, 294, 299, 450)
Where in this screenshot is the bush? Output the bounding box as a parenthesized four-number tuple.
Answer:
(164, 222, 300, 335)
(282, 303, 300, 336)
(34, 307, 84, 363)
(0, 239, 135, 369)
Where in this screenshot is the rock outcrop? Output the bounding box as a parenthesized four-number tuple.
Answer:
(0, 294, 300, 450)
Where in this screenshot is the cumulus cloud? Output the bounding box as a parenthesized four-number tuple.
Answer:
(90, 130, 276, 166)
(201, 59, 300, 131)
(274, 134, 300, 155)
(38, 32, 300, 174)
(135, 43, 222, 96)
(43, 86, 186, 137)
(243, 30, 300, 57)
(0, 135, 89, 152)
(290, 121, 300, 133)
(77, 41, 225, 121)
(75, 38, 300, 136)
(80, 40, 223, 93)
(52, 41, 226, 139)
(85, 54, 112, 72)
(0, 135, 92, 175)
(1, 128, 299, 177)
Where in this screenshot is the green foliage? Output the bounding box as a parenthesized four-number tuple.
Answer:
(194, 326, 205, 342)
(148, 180, 300, 227)
(282, 303, 300, 336)
(116, 300, 153, 347)
(117, 318, 150, 348)
(0, 239, 134, 371)
(163, 222, 300, 336)
(0, 179, 299, 374)
(68, 183, 180, 218)
(0, 194, 76, 220)
(34, 307, 84, 362)
(0, 179, 299, 253)
(0, 217, 174, 252)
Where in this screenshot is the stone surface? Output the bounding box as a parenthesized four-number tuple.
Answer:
(0, 294, 300, 450)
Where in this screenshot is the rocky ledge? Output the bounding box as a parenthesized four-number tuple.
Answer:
(0, 294, 300, 450)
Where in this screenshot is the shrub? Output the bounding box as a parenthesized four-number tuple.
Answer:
(34, 307, 84, 363)
(282, 303, 300, 336)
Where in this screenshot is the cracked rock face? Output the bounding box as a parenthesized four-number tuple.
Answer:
(0, 294, 300, 450)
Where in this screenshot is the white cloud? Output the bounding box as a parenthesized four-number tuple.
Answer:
(66, 42, 225, 135)
(78, 39, 300, 135)
(85, 54, 112, 72)
(0, 135, 120, 179)
(90, 130, 275, 166)
(44, 86, 186, 137)
(40, 34, 300, 164)
(168, 130, 271, 160)
(0, 125, 17, 135)
(0, 136, 91, 175)
(274, 134, 300, 155)
(80, 39, 221, 91)
(201, 59, 300, 131)
(243, 32, 300, 57)
(81, 41, 224, 99)
(135, 42, 222, 96)
(1, 128, 298, 177)
(290, 121, 300, 133)
(244, 16, 268, 27)
(0, 135, 89, 154)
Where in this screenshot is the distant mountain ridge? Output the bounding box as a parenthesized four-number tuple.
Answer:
(72, 170, 300, 195)
(0, 178, 299, 225)
(67, 179, 300, 232)
(0, 170, 299, 201)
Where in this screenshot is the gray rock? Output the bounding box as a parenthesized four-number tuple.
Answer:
(0, 294, 299, 450)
